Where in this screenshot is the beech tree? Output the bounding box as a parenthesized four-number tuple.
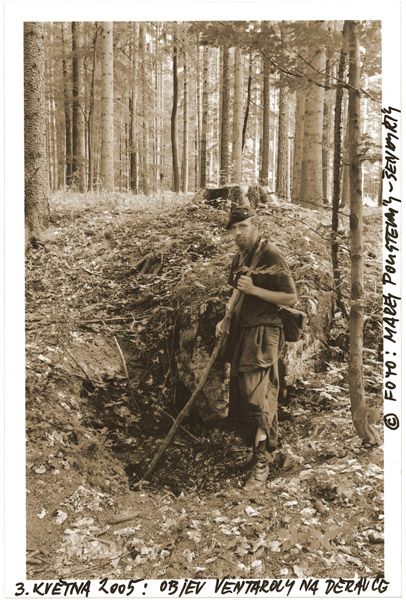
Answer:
(24, 22, 50, 245)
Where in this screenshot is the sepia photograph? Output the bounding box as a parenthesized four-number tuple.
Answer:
(2, 2, 403, 595)
(22, 17, 387, 581)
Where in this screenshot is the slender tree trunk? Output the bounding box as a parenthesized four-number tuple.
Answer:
(181, 50, 189, 193)
(218, 46, 223, 178)
(242, 52, 252, 152)
(291, 90, 305, 204)
(130, 23, 139, 193)
(139, 24, 150, 195)
(331, 22, 348, 318)
(276, 77, 289, 200)
(100, 22, 114, 191)
(200, 45, 209, 188)
(171, 31, 180, 192)
(61, 23, 72, 187)
(87, 24, 97, 191)
(322, 51, 334, 204)
(24, 22, 50, 245)
(231, 47, 243, 184)
(71, 22, 86, 191)
(195, 43, 201, 190)
(347, 21, 379, 444)
(219, 46, 231, 185)
(253, 56, 260, 179)
(159, 43, 164, 190)
(300, 21, 326, 208)
(259, 50, 270, 187)
(342, 107, 350, 206)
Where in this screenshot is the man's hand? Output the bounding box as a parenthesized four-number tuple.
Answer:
(237, 275, 255, 295)
(216, 318, 229, 337)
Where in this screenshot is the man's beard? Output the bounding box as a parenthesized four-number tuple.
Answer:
(236, 237, 253, 250)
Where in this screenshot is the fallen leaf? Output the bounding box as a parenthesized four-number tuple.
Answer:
(245, 506, 260, 517)
(293, 564, 305, 578)
(34, 465, 46, 474)
(55, 510, 68, 525)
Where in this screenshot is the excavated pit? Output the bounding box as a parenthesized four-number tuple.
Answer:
(75, 282, 334, 494)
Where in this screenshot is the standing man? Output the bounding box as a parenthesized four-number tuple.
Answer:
(216, 207, 297, 491)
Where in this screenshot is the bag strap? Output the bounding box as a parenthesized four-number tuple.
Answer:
(233, 238, 267, 319)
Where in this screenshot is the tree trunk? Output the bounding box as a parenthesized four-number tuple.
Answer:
(331, 22, 348, 318)
(242, 52, 253, 152)
(100, 22, 114, 191)
(322, 52, 334, 204)
(276, 78, 289, 200)
(347, 21, 379, 445)
(231, 47, 243, 184)
(24, 22, 50, 245)
(61, 23, 72, 187)
(291, 90, 305, 204)
(71, 22, 86, 191)
(171, 31, 180, 192)
(49, 30, 64, 190)
(181, 50, 189, 193)
(130, 23, 139, 193)
(139, 24, 150, 195)
(200, 45, 209, 188)
(87, 24, 98, 191)
(341, 103, 351, 207)
(219, 46, 231, 185)
(300, 21, 326, 208)
(195, 44, 201, 191)
(259, 50, 270, 187)
(218, 46, 223, 179)
(253, 56, 260, 179)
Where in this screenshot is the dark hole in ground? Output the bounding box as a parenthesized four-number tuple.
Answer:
(78, 336, 298, 496)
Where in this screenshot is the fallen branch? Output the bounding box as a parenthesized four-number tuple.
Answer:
(159, 407, 200, 443)
(62, 346, 94, 383)
(113, 335, 141, 410)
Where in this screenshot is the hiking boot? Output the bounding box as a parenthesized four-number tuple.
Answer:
(244, 440, 269, 491)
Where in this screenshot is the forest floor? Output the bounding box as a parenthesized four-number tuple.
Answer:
(25, 191, 384, 581)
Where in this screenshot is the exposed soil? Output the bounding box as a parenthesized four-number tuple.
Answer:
(26, 192, 384, 580)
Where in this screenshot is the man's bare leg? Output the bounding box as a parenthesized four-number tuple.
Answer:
(254, 427, 267, 447)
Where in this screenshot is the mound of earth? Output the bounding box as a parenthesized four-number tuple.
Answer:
(25, 192, 383, 579)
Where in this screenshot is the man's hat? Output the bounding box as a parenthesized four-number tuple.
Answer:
(225, 206, 256, 229)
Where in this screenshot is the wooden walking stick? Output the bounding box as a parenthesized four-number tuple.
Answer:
(137, 239, 266, 485)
